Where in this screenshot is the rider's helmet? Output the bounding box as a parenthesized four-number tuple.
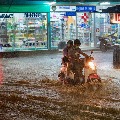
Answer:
(74, 39, 81, 46)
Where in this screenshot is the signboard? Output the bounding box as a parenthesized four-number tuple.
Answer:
(65, 12, 76, 16)
(50, 6, 76, 11)
(0, 14, 13, 18)
(24, 13, 42, 18)
(110, 13, 120, 24)
(50, 6, 96, 12)
(76, 6, 96, 12)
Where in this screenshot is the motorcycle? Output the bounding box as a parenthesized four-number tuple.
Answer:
(98, 31, 117, 52)
(98, 37, 115, 52)
(58, 51, 101, 85)
(84, 51, 101, 83)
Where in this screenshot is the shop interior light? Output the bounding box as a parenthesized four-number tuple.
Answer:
(78, 2, 84, 5)
(100, 2, 110, 5)
(49, 2, 56, 5)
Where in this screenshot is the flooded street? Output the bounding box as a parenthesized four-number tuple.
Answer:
(0, 51, 120, 120)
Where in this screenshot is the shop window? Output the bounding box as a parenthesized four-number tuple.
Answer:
(0, 13, 47, 51)
(77, 12, 92, 47)
(50, 12, 76, 48)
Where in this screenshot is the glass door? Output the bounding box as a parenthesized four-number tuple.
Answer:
(50, 12, 76, 48)
(77, 12, 92, 48)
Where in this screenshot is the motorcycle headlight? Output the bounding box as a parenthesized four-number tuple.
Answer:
(88, 62, 95, 70)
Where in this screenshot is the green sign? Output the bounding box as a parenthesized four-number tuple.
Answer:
(0, 5, 50, 13)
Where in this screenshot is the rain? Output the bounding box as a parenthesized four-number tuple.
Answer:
(0, 51, 120, 120)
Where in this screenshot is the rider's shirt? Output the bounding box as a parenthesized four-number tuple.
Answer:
(68, 46, 82, 61)
(63, 46, 69, 57)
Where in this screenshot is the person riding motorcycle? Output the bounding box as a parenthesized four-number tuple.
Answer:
(58, 40, 73, 83)
(58, 39, 99, 85)
(67, 39, 89, 84)
(62, 40, 73, 65)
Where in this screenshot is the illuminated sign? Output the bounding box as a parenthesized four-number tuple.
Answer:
(110, 13, 120, 24)
(0, 14, 13, 18)
(76, 6, 96, 12)
(65, 12, 76, 16)
(24, 13, 42, 18)
(59, 6, 70, 9)
(50, 6, 76, 11)
(50, 6, 96, 12)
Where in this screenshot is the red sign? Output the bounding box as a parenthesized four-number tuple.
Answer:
(81, 13, 88, 23)
(110, 13, 120, 23)
(117, 14, 120, 21)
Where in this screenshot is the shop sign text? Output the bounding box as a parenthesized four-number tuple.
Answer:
(50, 6, 76, 11)
(0, 14, 13, 18)
(65, 12, 76, 16)
(25, 13, 42, 18)
(76, 6, 96, 12)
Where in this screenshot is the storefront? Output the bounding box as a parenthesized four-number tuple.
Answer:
(0, 4, 119, 51)
(50, 5, 119, 48)
(0, 5, 51, 51)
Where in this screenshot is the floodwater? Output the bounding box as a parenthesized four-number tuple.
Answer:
(0, 51, 120, 120)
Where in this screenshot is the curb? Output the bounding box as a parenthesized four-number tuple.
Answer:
(0, 49, 59, 58)
(0, 48, 100, 58)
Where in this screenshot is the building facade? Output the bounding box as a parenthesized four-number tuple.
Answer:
(0, 3, 119, 51)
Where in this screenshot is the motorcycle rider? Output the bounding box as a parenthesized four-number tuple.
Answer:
(68, 39, 89, 84)
(59, 39, 89, 84)
(58, 40, 73, 83)
(62, 40, 73, 65)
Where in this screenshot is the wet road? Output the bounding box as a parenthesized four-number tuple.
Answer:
(0, 51, 120, 120)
